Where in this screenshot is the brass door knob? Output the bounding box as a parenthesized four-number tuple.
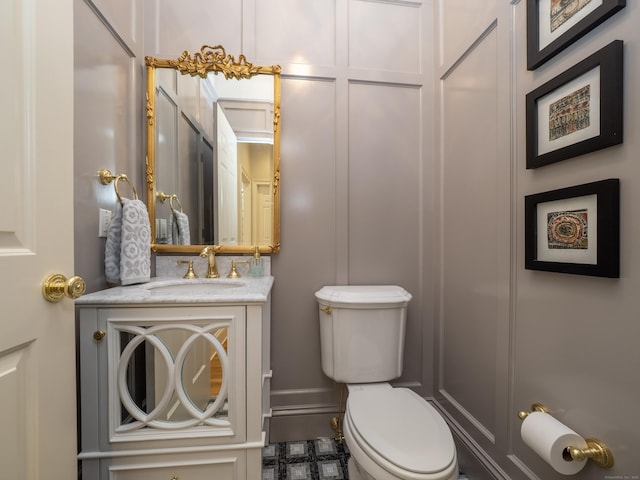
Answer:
(42, 273, 86, 302)
(93, 330, 106, 341)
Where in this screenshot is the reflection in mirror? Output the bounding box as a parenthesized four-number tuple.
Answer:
(145, 46, 281, 254)
(119, 326, 229, 429)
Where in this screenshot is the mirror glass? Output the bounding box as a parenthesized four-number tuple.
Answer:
(118, 326, 231, 431)
(145, 46, 281, 254)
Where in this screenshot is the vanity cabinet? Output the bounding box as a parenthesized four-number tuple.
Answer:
(76, 280, 272, 480)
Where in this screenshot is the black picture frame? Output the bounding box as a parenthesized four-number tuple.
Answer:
(527, 0, 626, 70)
(524, 178, 619, 278)
(526, 40, 623, 169)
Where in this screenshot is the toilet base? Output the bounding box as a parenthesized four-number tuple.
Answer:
(348, 457, 369, 480)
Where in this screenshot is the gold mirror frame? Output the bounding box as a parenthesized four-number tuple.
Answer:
(145, 45, 281, 254)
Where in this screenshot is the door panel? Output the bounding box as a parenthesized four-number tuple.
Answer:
(0, 345, 34, 478)
(0, 0, 76, 478)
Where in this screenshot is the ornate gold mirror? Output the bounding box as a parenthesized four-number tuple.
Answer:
(145, 45, 281, 254)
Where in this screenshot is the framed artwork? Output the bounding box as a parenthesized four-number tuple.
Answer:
(526, 40, 623, 169)
(524, 178, 619, 277)
(527, 0, 626, 70)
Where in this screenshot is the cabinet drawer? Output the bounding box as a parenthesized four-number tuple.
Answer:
(107, 452, 245, 480)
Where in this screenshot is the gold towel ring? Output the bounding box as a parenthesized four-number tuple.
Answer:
(156, 192, 182, 213)
(113, 175, 138, 202)
(98, 169, 139, 203)
(156, 190, 183, 213)
(169, 195, 183, 213)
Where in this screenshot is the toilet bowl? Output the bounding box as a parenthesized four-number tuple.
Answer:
(315, 285, 459, 480)
(343, 384, 458, 480)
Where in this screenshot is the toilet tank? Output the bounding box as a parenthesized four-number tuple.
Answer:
(315, 285, 412, 383)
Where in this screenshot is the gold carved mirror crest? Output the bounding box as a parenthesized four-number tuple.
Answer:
(145, 45, 281, 254)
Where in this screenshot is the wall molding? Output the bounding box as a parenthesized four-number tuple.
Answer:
(270, 380, 424, 412)
(353, 0, 423, 7)
(431, 397, 512, 480)
(84, 0, 136, 57)
(439, 19, 497, 80)
(270, 386, 339, 410)
(439, 389, 495, 443)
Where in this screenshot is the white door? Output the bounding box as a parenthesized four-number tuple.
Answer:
(253, 181, 273, 245)
(216, 104, 239, 245)
(240, 170, 252, 244)
(0, 0, 77, 478)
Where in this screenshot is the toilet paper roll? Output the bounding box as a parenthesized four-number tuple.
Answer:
(521, 412, 588, 475)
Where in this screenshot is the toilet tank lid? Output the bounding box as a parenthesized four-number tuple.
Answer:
(315, 285, 412, 307)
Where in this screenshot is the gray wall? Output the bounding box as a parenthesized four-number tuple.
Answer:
(435, 1, 640, 479)
(74, 0, 144, 289)
(73, 0, 640, 478)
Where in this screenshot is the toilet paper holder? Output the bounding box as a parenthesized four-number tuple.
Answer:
(518, 403, 614, 468)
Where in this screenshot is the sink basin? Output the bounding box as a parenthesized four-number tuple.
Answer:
(144, 279, 246, 295)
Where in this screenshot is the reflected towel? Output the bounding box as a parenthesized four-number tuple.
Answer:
(104, 199, 151, 285)
(171, 210, 191, 245)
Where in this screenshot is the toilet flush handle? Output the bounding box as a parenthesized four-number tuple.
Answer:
(320, 305, 332, 315)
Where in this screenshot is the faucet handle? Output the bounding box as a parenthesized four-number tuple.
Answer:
(177, 260, 198, 279)
(227, 260, 250, 278)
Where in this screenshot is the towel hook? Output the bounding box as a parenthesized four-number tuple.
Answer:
(98, 169, 139, 203)
(156, 190, 172, 203)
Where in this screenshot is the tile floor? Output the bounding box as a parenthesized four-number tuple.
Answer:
(262, 438, 469, 479)
(262, 438, 349, 480)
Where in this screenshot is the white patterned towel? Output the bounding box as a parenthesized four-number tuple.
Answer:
(104, 199, 151, 285)
(120, 199, 151, 285)
(104, 202, 123, 285)
(171, 210, 191, 245)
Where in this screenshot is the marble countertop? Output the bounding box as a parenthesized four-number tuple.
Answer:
(76, 276, 274, 306)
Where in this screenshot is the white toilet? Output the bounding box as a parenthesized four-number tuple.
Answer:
(316, 285, 458, 480)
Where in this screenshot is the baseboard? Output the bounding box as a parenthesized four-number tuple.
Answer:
(268, 405, 340, 443)
(430, 398, 512, 480)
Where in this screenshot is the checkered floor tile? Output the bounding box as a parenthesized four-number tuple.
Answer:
(262, 438, 470, 479)
(262, 438, 349, 480)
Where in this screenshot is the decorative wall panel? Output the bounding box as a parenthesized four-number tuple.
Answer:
(348, 0, 421, 73)
(440, 27, 499, 437)
(256, 0, 337, 67)
(348, 81, 422, 382)
(88, 0, 141, 49)
(438, 0, 496, 71)
(270, 77, 339, 410)
(155, 1, 242, 57)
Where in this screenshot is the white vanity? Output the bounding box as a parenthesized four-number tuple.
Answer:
(76, 276, 273, 479)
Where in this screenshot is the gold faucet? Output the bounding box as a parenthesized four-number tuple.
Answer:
(199, 246, 220, 278)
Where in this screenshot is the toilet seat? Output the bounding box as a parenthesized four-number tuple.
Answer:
(344, 384, 458, 480)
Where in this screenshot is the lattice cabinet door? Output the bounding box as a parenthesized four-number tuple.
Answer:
(78, 304, 247, 451)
